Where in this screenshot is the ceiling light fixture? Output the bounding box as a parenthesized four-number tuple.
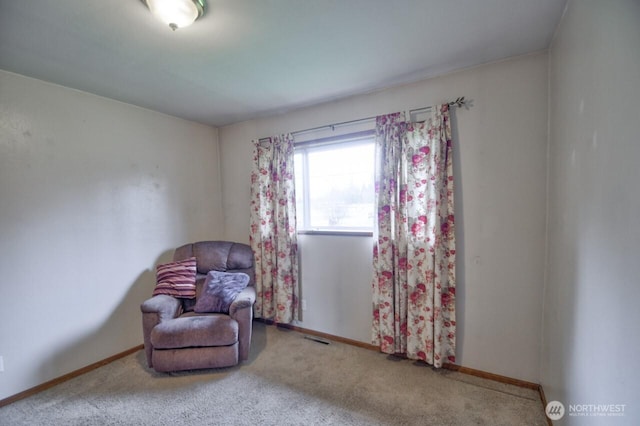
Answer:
(142, 0, 205, 31)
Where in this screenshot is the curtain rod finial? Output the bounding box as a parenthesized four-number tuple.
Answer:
(449, 97, 469, 109)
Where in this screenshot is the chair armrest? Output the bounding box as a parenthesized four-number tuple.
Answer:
(140, 295, 182, 368)
(229, 286, 256, 318)
(229, 286, 256, 361)
(141, 294, 182, 320)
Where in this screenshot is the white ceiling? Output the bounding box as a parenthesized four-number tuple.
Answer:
(0, 0, 566, 127)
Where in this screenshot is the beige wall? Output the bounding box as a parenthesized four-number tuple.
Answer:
(0, 70, 223, 400)
(543, 0, 640, 420)
(219, 52, 549, 382)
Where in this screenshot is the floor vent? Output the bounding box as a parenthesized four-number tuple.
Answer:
(304, 335, 330, 345)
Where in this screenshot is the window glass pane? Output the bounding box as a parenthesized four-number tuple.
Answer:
(305, 142, 374, 230)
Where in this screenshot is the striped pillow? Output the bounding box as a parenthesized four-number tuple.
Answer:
(152, 257, 197, 299)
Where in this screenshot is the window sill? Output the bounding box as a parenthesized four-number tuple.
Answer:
(297, 230, 373, 237)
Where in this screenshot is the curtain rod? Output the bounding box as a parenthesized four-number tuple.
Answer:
(291, 96, 467, 137)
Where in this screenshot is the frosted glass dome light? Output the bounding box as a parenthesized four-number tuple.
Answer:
(143, 0, 205, 31)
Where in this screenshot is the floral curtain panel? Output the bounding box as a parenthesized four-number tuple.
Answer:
(371, 105, 456, 367)
(249, 134, 299, 323)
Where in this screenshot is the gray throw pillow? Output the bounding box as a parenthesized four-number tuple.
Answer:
(194, 271, 250, 313)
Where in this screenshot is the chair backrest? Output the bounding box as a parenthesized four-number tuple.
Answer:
(173, 241, 255, 312)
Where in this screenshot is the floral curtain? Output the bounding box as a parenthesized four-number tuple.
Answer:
(249, 134, 299, 323)
(371, 105, 456, 367)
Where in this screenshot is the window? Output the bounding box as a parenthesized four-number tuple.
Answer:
(294, 131, 375, 233)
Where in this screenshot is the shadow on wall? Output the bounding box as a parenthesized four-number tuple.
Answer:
(39, 249, 174, 382)
(40, 246, 268, 387)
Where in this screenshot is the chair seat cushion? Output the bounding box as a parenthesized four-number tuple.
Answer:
(150, 314, 238, 349)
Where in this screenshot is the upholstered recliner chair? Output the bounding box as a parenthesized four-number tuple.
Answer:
(141, 241, 255, 372)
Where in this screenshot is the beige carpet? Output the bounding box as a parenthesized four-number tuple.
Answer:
(0, 322, 547, 425)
